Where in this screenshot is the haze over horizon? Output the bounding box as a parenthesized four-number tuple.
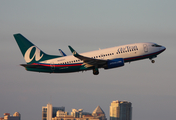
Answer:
(0, 1, 176, 120)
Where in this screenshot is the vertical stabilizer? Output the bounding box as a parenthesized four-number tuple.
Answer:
(14, 33, 61, 64)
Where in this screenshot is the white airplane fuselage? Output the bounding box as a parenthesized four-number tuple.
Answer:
(42, 42, 165, 65)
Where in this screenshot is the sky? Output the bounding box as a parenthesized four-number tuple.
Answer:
(0, 0, 176, 120)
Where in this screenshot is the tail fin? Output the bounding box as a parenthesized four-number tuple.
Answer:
(14, 33, 61, 64)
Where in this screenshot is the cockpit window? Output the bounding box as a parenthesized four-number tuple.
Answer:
(152, 44, 162, 47)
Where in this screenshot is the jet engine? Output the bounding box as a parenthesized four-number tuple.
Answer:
(104, 58, 124, 69)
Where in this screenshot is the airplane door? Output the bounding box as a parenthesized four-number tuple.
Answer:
(101, 54, 105, 59)
(143, 44, 148, 53)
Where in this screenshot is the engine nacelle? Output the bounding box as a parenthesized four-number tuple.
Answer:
(104, 58, 124, 69)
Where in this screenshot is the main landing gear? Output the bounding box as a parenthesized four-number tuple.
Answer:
(93, 67, 99, 75)
(151, 59, 155, 63)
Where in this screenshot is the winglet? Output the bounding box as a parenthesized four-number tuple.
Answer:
(68, 46, 79, 57)
(58, 49, 67, 56)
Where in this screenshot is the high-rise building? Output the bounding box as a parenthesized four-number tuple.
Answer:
(42, 103, 65, 120)
(110, 100, 132, 120)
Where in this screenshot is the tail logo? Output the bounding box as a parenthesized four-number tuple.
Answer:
(24, 46, 44, 63)
(73, 51, 77, 55)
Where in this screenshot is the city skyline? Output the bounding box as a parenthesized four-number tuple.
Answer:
(0, 112, 20, 120)
(1, 1, 176, 120)
(42, 103, 107, 120)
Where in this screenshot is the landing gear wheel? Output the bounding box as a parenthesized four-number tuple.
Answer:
(93, 68, 99, 75)
(151, 60, 155, 63)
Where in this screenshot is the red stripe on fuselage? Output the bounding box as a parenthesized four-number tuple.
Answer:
(32, 63, 83, 67)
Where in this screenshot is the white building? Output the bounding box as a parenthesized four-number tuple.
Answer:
(56, 110, 68, 117)
(71, 109, 83, 118)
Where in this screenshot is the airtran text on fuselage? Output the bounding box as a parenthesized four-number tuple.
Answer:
(117, 45, 138, 54)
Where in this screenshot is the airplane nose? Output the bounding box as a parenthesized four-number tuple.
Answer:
(161, 46, 166, 52)
(163, 46, 166, 51)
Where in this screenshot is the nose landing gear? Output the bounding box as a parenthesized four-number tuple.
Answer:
(150, 56, 157, 63)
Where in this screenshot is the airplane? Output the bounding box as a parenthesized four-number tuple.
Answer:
(14, 33, 166, 75)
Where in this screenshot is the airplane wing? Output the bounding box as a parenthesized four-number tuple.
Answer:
(68, 46, 107, 67)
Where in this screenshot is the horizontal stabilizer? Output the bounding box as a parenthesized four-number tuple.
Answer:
(20, 64, 45, 69)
